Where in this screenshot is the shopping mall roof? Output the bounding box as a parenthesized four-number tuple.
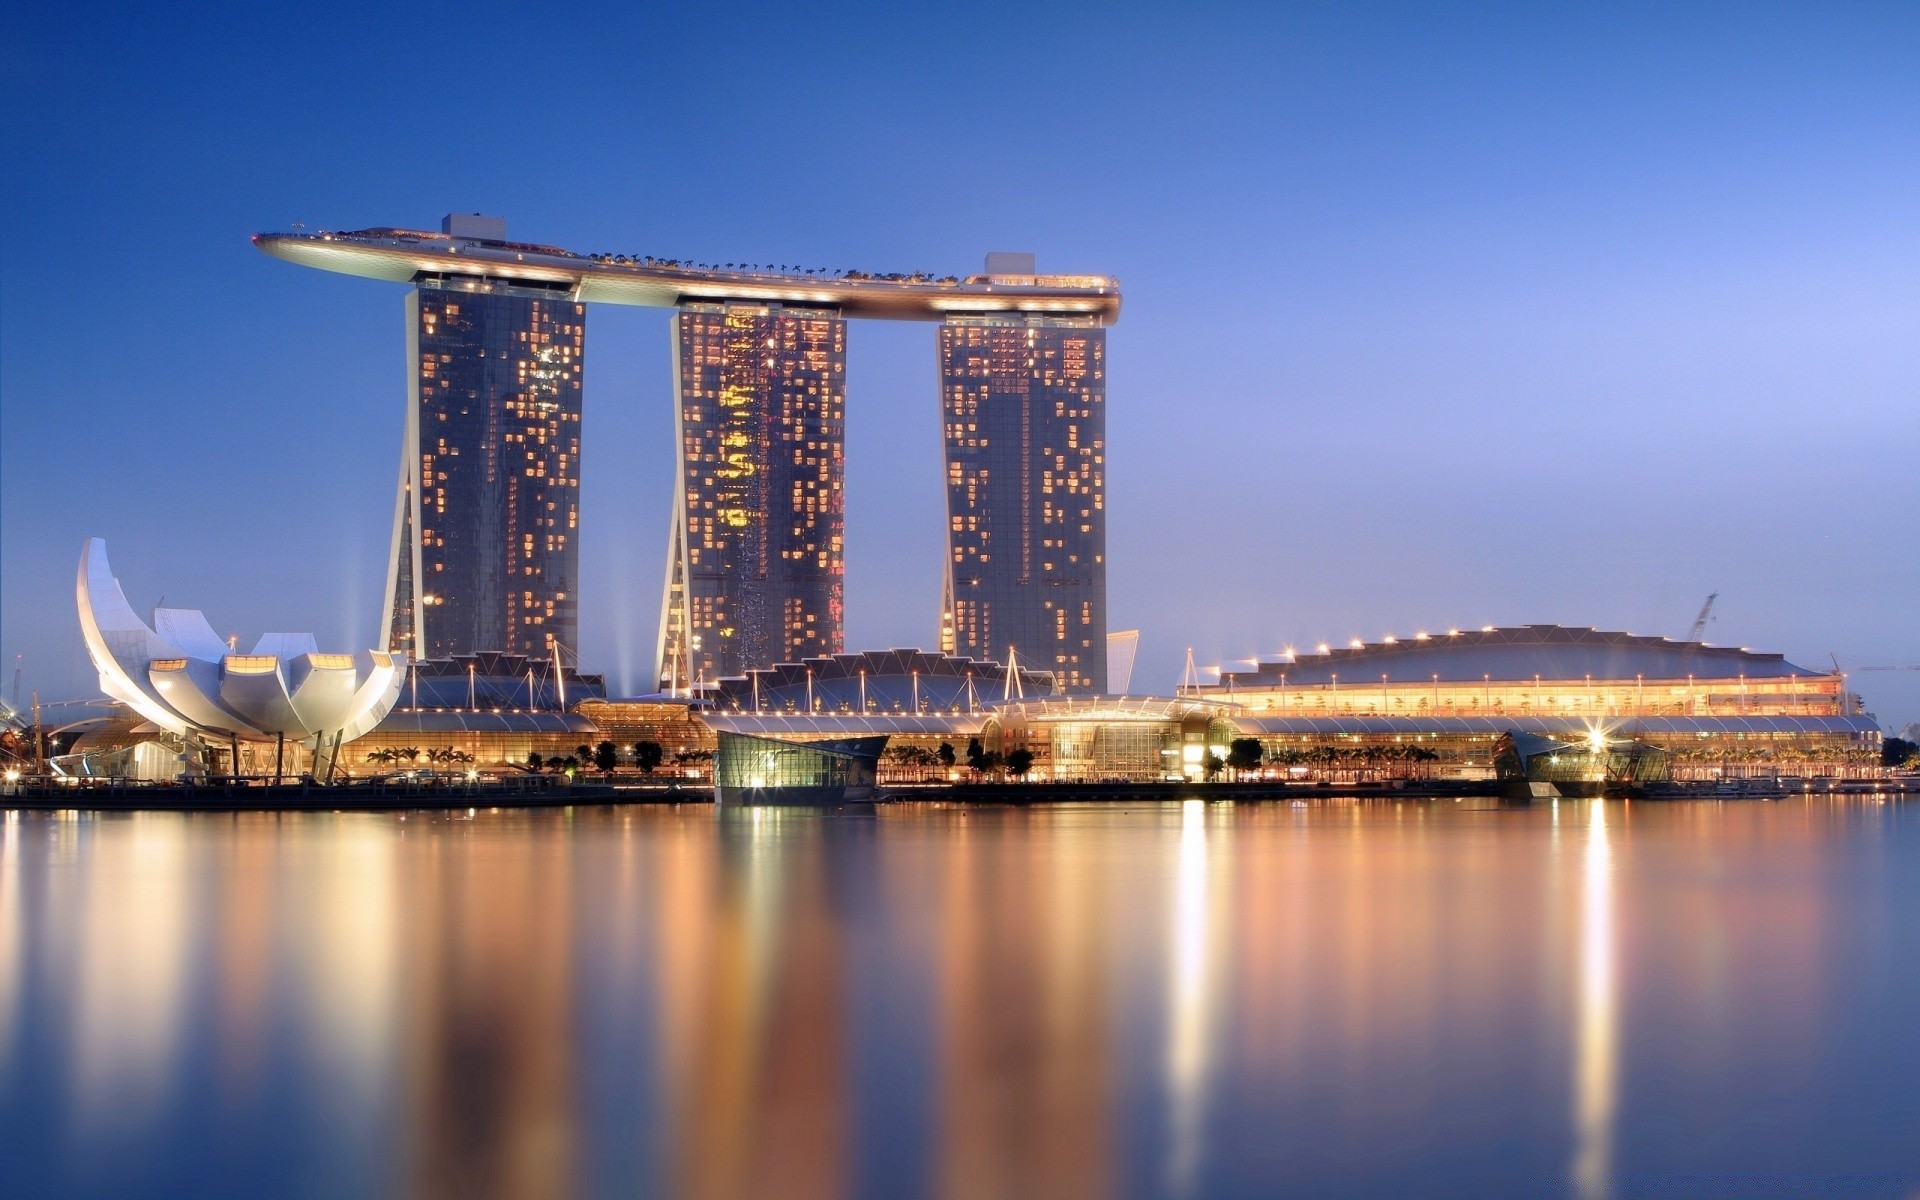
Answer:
(702, 713, 985, 739)
(1213, 625, 1829, 687)
(989, 695, 1238, 723)
(371, 710, 597, 736)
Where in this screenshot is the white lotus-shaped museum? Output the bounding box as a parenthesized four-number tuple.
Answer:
(77, 538, 406, 746)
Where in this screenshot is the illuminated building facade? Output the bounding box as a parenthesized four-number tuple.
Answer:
(939, 307, 1108, 692)
(1187, 625, 1880, 777)
(385, 263, 584, 662)
(656, 303, 847, 690)
(1191, 625, 1852, 719)
(258, 221, 1122, 679)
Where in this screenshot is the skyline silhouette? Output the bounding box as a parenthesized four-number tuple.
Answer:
(3, 3, 1915, 725)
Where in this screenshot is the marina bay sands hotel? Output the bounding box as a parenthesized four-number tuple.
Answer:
(256, 215, 1121, 692)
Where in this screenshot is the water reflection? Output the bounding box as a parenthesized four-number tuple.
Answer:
(1166, 800, 1227, 1196)
(933, 807, 1112, 1199)
(1573, 800, 1617, 1199)
(72, 813, 193, 1127)
(0, 799, 1913, 1198)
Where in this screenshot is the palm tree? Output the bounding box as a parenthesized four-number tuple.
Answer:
(1202, 751, 1226, 782)
(365, 747, 397, 766)
(1006, 748, 1035, 779)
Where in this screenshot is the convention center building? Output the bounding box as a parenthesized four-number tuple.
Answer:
(1182, 625, 1881, 780)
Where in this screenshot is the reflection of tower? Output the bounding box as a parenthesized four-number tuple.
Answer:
(939, 305, 1107, 692)
(935, 811, 1111, 1197)
(402, 816, 576, 1199)
(385, 237, 584, 660)
(663, 811, 848, 1200)
(657, 304, 846, 691)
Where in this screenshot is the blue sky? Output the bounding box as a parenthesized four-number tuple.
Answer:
(4, 2, 1916, 726)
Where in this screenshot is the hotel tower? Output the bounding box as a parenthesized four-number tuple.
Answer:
(654, 303, 847, 691)
(382, 217, 584, 660)
(256, 221, 1118, 689)
(938, 294, 1107, 691)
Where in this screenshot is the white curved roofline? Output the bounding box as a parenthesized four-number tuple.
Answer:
(254, 229, 1122, 325)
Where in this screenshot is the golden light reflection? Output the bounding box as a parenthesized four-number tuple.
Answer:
(1166, 799, 1227, 1196)
(664, 809, 847, 1200)
(301, 818, 400, 1112)
(1573, 800, 1617, 1200)
(0, 813, 21, 1080)
(72, 814, 193, 1126)
(936, 809, 1112, 1199)
(0, 800, 1864, 1197)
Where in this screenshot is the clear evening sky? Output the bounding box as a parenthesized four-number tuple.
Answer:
(3, 3, 1916, 726)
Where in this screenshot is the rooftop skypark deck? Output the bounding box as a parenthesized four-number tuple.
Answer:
(253, 226, 1123, 323)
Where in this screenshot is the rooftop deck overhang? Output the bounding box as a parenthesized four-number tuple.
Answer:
(254, 229, 1122, 324)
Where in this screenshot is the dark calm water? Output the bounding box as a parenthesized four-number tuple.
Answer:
(3, 798, 1919, 1199)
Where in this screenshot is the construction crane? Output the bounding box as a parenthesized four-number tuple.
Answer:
(1685, 593, 1718, 642)
(1828, 656, 1919, 672)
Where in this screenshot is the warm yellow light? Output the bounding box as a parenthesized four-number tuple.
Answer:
(1349, 638, 1363, 649)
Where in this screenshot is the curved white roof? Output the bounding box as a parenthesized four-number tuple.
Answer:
(256, 228, 1122, 324)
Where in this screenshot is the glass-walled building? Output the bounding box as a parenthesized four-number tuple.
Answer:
(939, 308, 1107, 692)
(657, 303, 847, 691)
(385, 271, 584, 662)
(711, 728, 884, 806)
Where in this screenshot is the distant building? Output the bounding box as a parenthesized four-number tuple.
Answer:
(939, 290, 1108, 691)
(384, 216, 585, 660)
(1107, 630, 1140, 694)
(656, 303, 846, 689)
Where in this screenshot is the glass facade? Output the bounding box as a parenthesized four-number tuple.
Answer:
(657, 303, 846, 690)
(386, 278, 584, 660)
(939, 315, 1107, 692)
(712, 731, 883, 805)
